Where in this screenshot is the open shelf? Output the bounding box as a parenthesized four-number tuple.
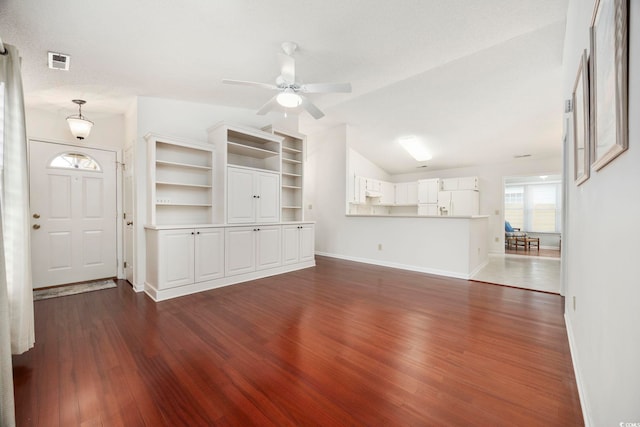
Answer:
(156, 160, 212, 170)
(156, 181, 212, 189)
(227, 141, 279, 159)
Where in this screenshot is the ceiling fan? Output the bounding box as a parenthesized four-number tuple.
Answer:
(222, 42, 352, 119)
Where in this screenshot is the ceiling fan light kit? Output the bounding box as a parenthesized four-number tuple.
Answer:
(276, 89, 302, 108)
(222, 41, 352, 119)
(66, 99, 93, 140)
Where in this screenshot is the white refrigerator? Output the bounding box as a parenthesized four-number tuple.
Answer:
(437, 190, 479, 216)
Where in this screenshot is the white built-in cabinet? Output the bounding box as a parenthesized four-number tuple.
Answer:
(227, 167, 280, 223)
(225, 225, 282, 276)
(145, 227, 224, 290)
(263, 126, 306, 222)
(144, 124, 315, 302)
(282, 224, 315, 265)
(146, 134, 214, 225)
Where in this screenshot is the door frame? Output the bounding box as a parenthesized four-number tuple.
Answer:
(28, 138, 124, 281)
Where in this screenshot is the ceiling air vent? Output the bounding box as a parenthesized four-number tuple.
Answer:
(48, 52, 70, 71)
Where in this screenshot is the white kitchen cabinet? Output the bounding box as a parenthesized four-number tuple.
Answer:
(406, 182, 418, 205)
(282, 224, 315, 265)
(418, 179, 440, 204)
(418, 204, 439, 216)
(146, 227, 224, 290)
(441, 176, 479, 191)
(395, 181, 418, 205)
(225, 225, 281, 276)
(227, 166, 279, 224)
(380, 181, 395, 205)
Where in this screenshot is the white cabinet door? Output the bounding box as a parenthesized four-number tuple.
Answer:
(227, 167, 255, 223)
(458, 176, 479, 191)
(283, 224, 315, 265)
(256, 225, 281, 270)
(158, 229, 195, 289)
(395, 183, 408, 205)
(441, 178, 458, 191)
(255, 171, 280, 223)
(195, 228, 224, 282)
(299, 225, 315, 262)
(225, 227, 255, 276)
(355, 176, 366, 203)
(282, 225, 300, 265)
(407, 182, 418, 205)
(228, 167, 280, 223)
(380, 181, 395, 204)
(418, 179, 439, 204)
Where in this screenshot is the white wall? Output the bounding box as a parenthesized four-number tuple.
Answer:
(562, 1, 640, 425)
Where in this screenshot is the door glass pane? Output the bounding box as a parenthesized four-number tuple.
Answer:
(49, 152, 102, 171)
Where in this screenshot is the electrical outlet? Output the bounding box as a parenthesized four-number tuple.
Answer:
(573, 296, 576, 311)
(495, 209, 500, 215)
(495, 237, 499, 242)
(308, 204, 313, 210)
(378, 243, 382, 251)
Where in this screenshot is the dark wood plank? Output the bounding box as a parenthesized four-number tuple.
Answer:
(13, 256, 583, 426)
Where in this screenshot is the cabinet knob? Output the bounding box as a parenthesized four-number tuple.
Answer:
(197, 231, 200, 234)
(33, 213, 40, 219)
(191, 232, 195, 235)
(256, 195, 260, 198)
(32, 224, 41, 230)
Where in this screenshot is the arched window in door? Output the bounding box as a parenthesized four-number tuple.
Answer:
(49, 152, 102, 171)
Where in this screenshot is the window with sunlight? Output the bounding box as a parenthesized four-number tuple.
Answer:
(505, 178, 562, 233)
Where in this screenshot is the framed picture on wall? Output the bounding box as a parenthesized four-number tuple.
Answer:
(573, 50, 590, 185)
(590, 0, 629, 171)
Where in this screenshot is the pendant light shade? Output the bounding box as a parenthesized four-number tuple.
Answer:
(66, 99, 93, 140)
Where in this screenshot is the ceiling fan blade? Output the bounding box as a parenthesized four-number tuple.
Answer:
(300, 82, 352, 93)
(300, 95, 325, 119)
(278, 53, 296, 83)
(222, 79, 278, 91)
(256, 95, 280, 116)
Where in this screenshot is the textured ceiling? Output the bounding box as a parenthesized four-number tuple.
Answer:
(0, 0, 568, 174)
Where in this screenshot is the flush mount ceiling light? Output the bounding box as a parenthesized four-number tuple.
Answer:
(398, 136, 432, 162)
(66, 99, 93, 140)
(276, 88, 302, 108)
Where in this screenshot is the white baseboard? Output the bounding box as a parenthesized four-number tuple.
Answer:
(144, 260, 315, 302)
(564, 313, 591, 427)
(315, 251, 479, 280)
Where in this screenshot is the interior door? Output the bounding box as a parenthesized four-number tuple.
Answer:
(29, 140, 117, 288)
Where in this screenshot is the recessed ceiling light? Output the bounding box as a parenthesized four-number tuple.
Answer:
(399, 136, 432, 161)
(513, 154, 532, 158)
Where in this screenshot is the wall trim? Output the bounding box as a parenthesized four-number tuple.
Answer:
(315, 251, 476, 280)
(564, 313, 591, 427)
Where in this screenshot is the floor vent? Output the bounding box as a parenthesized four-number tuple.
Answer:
(48, 52, 70, 71)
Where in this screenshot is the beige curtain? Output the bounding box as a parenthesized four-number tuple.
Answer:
(0, 42, 35, 427)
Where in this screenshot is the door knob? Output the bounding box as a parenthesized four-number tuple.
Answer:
(126, 221, 133, 226)
(32, 224, 41, 230)
(33, 213, 40, 219)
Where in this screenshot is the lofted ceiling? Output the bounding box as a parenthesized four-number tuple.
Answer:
(0, 0, 568, 174)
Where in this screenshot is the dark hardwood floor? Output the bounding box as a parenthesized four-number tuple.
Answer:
(13, 256, 583, 426)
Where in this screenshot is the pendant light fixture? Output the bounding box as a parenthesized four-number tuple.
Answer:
(66, 99, 93, 140)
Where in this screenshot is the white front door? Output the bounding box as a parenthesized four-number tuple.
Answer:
(29, 140, 117, 288)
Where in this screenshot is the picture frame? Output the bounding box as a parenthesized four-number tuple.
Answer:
(573, 50, 589, 185)
(589, 0, 629, 171)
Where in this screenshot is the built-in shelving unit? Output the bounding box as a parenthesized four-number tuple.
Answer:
(146, 134, 214, 226)
(263, 126, 306, 222)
